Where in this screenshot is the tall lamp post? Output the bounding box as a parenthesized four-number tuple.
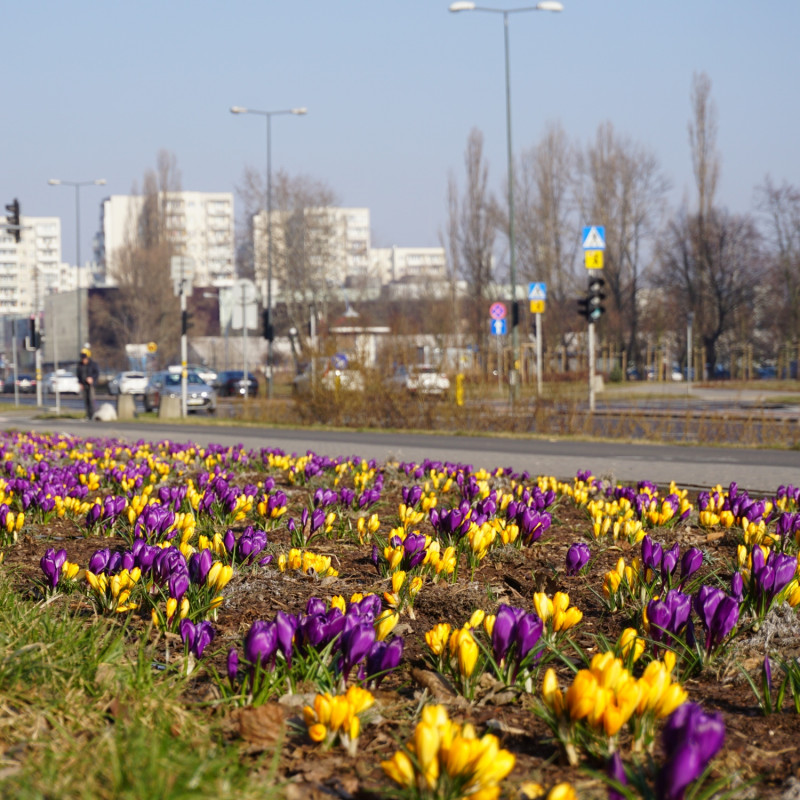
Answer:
(48, 178, 106, 355)
(230, 105, 307, 400)
(449, 1, 563, 399)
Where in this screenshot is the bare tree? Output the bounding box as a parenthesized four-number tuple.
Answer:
(756, 177, 800, 356)
(515, 122, 581, 354)
(576, 122, 669, 361)
(658, 207, 762, 374)
(106, 150, 183, 361)
(447, 128, 498, 371)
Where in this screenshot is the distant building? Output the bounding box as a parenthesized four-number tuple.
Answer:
(253, 205, 447, 294)
(370, 246, 448, 285)
(97, 191, 235, 287)
(0, 214, 63, 314)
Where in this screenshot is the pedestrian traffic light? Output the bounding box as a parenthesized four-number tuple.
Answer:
(577, 296, 590, 320)
(262, 308, 274, 341)
(5, 198, 20, 243)
(587, 276, 606, 321)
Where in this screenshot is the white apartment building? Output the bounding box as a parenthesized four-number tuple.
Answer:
(0, 215, 63, 314)
(370, 246, 448, 285)
(254, 205, 447, 294)
(97, 191, 235, 287)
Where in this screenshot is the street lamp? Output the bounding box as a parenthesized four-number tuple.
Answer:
(449, 1, 563, 399)
(230, 105, 307, 400)
(48, 178, 107, 355)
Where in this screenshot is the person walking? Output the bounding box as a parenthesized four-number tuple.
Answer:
(76, 348, 99, 420)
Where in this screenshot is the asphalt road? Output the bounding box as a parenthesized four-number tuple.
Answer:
(4, 409, 797, 496)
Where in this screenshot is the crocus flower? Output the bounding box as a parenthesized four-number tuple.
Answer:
(659, 703, 725, 800)
(341, 621, 376, 680)
(565, 542, 591, 575)
(679, 547, 703, 586)
(179, 618, 215, 658)
(607, 751, 628, 800)
(244, 620, 278, 668)
(40, 547, 67, 589)
(365, 637, 404, 686)
(227, 648, 239, 685)
(693, 586, 740, 655)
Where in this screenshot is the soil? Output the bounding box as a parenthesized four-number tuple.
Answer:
(2, 433, 800, 800)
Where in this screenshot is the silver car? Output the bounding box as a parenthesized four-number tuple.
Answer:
(108, 371, 148, 396)
(143, 370, 217, 414)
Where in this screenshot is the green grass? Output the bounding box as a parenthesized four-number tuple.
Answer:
(0, 575, 281, 800)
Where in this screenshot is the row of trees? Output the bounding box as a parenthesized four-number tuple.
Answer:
(447, 73, 800, 375)
(91, 73, 799, 378)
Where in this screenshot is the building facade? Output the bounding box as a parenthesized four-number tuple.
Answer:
(97, 191, 235, 287)
(0, 214, 63, 315)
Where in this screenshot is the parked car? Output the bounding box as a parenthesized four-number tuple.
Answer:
(215, 370, 259, 398)
(388, 364, 450, 397)
(168, 363, 218, 386)
(3, 373, 36, 393)
(108, 371, 148, 397)
(143, 370, 217, 414)
(44, 369, 81, 395)
(293, 360, 365, 395)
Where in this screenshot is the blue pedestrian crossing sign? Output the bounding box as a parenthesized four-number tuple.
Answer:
(528, 282, 547, 302)
(582, 226, 606, 250)
(490, 319, 507, 336)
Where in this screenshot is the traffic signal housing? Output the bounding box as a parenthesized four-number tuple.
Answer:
(587, 276, 606, 321)
(577, 296, 591, 320)
(5, 198, 20, 243)
(262, 308, 274, 342)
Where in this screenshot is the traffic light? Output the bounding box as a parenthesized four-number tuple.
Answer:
(262, 308, 274, 341)
(27, 317, 41, 349)
(5, 198, 20, 243)
(181, 309, 193, 335)
(577, 296, 590, 320)
(587, 276, 606, 321)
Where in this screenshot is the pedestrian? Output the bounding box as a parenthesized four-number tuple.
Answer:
(76, 348, 99, 420)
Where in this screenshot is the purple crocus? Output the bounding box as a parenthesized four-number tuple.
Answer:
(243, 620, 278, 668)
(679, 547, 703, 587)
(227, 648, 239, 686)
(365, 637, 404, 686)
(179, 618, 215, 658)
(658, 703, 725, 800)
(40, 547, 67, 589)
(693, 585, 740, 655)
(607, 751, 628, 800)
(565, 542, 591, 575)
(751, 548, 797, 615)
(340, 621, 376, 680)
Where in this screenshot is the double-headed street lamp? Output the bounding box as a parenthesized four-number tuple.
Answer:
(47, 178, 107, 354)
(449, 1, 563, 399)
(230, 105, 307, 400)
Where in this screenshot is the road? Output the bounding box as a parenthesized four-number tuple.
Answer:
(3, 407, 797, 496)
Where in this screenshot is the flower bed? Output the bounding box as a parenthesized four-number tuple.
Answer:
(1, 429, 799, 799)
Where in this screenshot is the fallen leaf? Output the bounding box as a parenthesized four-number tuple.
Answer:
(238, 702, 285, 749)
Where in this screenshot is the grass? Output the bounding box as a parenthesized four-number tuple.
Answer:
(0, 574, 280, 800)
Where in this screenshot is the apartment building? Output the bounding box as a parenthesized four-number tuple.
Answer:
(254, 205, 447, 294)
(97, 191, 235, 287)
(0, 215, 62, 314)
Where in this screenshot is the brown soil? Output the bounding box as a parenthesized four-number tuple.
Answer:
(3, 439, 800, 800)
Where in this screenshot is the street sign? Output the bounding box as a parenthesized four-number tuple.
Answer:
(331, 352, 349, 370)
(585, 250, 604, 270)
(528, 282, 547, 302)
(231, 279, 260, 330)
(582, 226, 606, 250)
(490, 319, 507, 336)
(489, 302, 507, 320)
(530, 300, 545, 314)
(147, 341, 158, 353)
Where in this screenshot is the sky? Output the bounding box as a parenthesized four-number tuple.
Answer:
(4, 1, 799, 268)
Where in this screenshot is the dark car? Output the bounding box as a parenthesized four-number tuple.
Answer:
(143, 370, 217, 414)
(215, 370, 259, 398)
(3, 373, 37, 393)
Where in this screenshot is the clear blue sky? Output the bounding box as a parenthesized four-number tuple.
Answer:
(4, 1, 798, 267)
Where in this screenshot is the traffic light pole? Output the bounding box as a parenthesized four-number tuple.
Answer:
(535, 312, 543, 396)
(180, 274, 187, 419)
(588, 320, 596, 413)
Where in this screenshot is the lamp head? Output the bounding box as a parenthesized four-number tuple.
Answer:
(95, 179, 107, 186)
(536, 1, 564, 10)
(449, 1, 476, 10)
(291, 107, 308, 115)
(48, 179, 61, 186)
(230, 106, 247, 114)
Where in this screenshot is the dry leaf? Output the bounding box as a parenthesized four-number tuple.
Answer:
(411, 667, 457, 699)
(238, 702, 285, 749)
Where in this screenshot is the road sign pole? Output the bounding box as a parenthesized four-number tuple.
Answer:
(588, 321, 596, 413)
(535, 313, 542, 397)
(180, 281, 187, 418)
